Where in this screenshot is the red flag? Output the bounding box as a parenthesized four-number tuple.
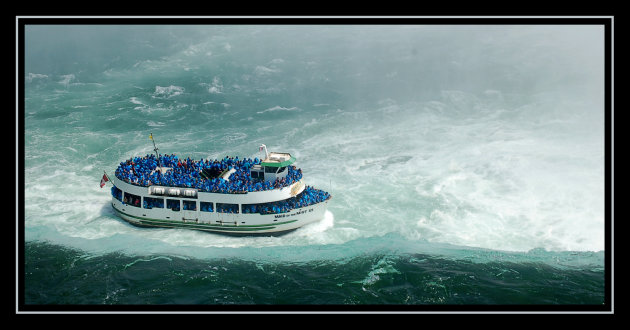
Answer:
(100, 173, 109, 188)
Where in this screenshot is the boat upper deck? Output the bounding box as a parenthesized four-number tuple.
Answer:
(114, 153, 303, 194)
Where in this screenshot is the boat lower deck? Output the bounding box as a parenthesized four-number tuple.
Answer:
(111, 197, 328, 236)
(113, 206, 302, 236)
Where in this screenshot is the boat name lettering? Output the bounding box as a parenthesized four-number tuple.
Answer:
(274, 208, 314, 218)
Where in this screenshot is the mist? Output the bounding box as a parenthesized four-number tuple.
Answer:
(24, 24, 606, 253)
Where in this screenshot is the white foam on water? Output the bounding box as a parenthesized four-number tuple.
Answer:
(360, 255, 402, 287)
(57, 74, 76, 87)
(26, 73, 49, 82)
(257, 106, 300, 114)
(129, 97, 143, 105)
(152, 85, 184, 99)
(254, 65, 279, 76)
(147, 121, 165, 127)
(290, 92, 604, 253)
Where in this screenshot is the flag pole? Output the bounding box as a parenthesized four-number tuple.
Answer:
(100, 170, 111, 188)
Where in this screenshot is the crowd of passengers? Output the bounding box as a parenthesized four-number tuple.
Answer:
(114, 153, 303, 193)
(242, 186, 331, 214)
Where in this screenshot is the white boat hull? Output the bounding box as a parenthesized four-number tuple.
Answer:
(109, 175, 330, 236)
(111, 199, 329, 236)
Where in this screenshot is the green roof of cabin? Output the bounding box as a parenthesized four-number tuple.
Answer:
(261, 153, 296, 167)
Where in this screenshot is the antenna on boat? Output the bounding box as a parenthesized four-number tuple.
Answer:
(150, 133, 163, 170)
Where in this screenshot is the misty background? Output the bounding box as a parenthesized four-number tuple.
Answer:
(24, 24, 605, 254)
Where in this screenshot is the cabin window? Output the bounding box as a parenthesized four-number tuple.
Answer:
(265, 166, 278, 173)
(217, 203, 239, 214)
(277, 166, 286, 173)
(242, 198, 296, 215)
(124, 192, 141, 208)
(241, 203, 260, 214)
(200, 201, 214, 212)
(251, 171, 263, 180)
(167, 199, 180, 211)
(111, 186, 122, 202)
(183, 200, 197, 211)
(144, 197, 164, 209)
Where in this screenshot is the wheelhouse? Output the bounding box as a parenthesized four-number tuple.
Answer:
(254, 152, 296, 183)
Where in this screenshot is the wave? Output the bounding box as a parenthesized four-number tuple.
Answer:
(152, 85, 184, 99)
(203, 77, 223, 94)
(254, 65, 279, 76)
(147, 121, 165, 127)
(26, 73, 49, 83)
(23, 221, 604, 271)
(58, 74, 76, 86)
(257, 106, 300, 114)
(129, 97, 143, 105)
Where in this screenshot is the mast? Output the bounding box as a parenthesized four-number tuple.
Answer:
(150, 133, 163, 170)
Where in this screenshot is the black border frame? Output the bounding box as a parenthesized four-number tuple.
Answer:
(15, 16, 614, 315)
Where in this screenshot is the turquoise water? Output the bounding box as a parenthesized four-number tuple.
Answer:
(22, 24, 607, 309)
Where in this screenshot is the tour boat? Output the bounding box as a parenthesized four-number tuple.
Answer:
(102, 140, 331, 236)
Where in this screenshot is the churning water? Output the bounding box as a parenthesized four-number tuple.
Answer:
(22, 24, 607, 307)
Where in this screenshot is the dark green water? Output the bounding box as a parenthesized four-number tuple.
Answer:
(23, 240, 605, 308)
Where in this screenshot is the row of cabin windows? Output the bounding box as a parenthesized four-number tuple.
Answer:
(114, 186, 301, 215)
(114, 188, 237, 213)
